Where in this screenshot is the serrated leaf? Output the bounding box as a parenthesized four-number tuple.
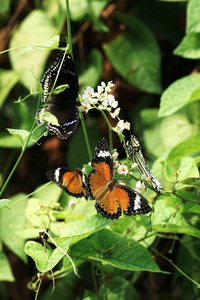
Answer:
(187, 0, 200, 33)
(159, 74, 200, 117)
(0, 252, 15, 282)
(174, 33, 200, 59)
(7, 128, 30, 144)
(0, 199, 11, 209)
(167, 131, 200, 164)
(25, 240, 71, 272)
(0, 69, 18, 108)
(103, 13, 162, 94)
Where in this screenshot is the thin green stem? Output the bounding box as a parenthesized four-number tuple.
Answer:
(98, 109, 113, 150)
(80, 112, 92, 161)
(0, 119, 37, 198)
(65, 0, 73, 58)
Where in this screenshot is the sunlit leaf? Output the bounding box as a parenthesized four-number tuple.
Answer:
(103, 13, 162, 94)
(0, 69, 18, 108)
(159, 74, 200, 117)
(174, 33, 200, 59)
(0, 252, 15, 282)
(7, 128, 30, 145)
(187, 0, 200, 33)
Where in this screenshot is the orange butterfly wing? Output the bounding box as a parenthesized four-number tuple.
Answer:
(47, 167, 87, 199)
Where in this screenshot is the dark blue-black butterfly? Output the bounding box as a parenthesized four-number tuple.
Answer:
(36, 39, 79, 139)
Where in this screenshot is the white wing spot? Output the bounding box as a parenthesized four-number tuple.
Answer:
(97, 150, 111, 158)
(134, 194, 141, 210)
(55, 168, 61, 183)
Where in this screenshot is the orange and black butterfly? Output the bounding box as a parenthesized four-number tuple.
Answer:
(86, 138, 152, 219)
(46, 167, 88, 199)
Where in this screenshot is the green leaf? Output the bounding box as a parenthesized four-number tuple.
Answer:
(69, 0, 88, 21)
(103, 13, 162, 94)
(177, 157, 199, 181)
(40, 112, 60, 126)
(151, 198, 200, 239)
(20, 35, 61, 54)
(59, 215, 111, 244)
(159, 74, 200, 117)
(0, 251, 15, 282)
(174, 33, 200, 59)
(78, 49, 103, 93)
(167, 131, 200, 164)
(0, 194, 28, 262)
(9, 10, 58, 91)
(25, 240, 71, 272)
(99, 277, 141, 300)
(0, 199, 11, 209)
(0, 69, 18, 108)
(187, 0, 200, 33)
(71, 229, 161, 272)
(7, 128, 30, 145)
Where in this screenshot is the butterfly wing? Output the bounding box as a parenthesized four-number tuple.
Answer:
(86, 138, 113, 200)
(46, 167, 87, 198)
(127, 134, 163, 193)
(95, 185, 152, 220)
(37, 50, 79, 139)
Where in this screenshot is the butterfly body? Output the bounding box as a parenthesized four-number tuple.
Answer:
(46, 167, 87, 199)
(86, 138, 152, 219)
(126, 134, 163, 193)
(37, 50, 79, 139)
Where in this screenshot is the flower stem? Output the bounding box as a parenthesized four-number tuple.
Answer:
(80, 112, 92, 161)
(65, 0, 73, 58)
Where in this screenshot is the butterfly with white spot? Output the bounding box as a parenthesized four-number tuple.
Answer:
(86, 138, 152, 219)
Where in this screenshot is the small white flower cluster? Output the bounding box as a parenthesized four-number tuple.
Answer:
(79, 81, 131, 134)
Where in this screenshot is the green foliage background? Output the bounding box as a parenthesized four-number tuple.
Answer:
(0, 0, 200, 299)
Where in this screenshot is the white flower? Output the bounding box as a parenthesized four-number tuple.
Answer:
(117, 180, 126, 185)
(114, 108, 120, 116)
(131, 163, 138, 169)
(80, 103, 92, 113)
(97, 85, 104, 94)
(112, 151, 119, 160)
(124, 121, 131, 130)
(135, 180, 146, 194)
(83, 86, 94, 100)
(69, 199, 77, 208)
(111, 101, 118, 109)
(117, 164, 128, 175)
(113, 160, 120, 168)
(101, 81, 106, 88)
(113, 120, 130, 133)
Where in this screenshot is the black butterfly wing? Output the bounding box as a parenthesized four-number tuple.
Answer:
(37, 51, 79, 139)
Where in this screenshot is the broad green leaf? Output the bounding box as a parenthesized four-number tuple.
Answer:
(0, 194, 28, 262)
(167, 131, 200, 163)
(159, 74, 200, 117)
(0, 69, 18, 108)
(187, 0, 200, 33)
(177, 157, 199, 181)
(103, 13, 162, 94)
(60, 215, 111, 244)
(71, 229, 161, 272)
(0, 252, 15, 282)
(0, 0, 10, 14)
(7, 128, 30, 145)
(9, 10, 58, 91)
(99, 277, 141, 300)
(174, 33, 200, 59)
(88, 0, 109, 32)
(25, 240, 71, 272)
(0, 199, 11, 209)
(78, 49, 103, 93)
(151, 198, 200, 239)
(20, 35, 61, 54)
